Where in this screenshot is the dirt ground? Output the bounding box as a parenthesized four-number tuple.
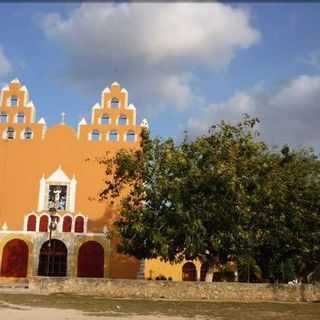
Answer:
(0, 293, 319, 320)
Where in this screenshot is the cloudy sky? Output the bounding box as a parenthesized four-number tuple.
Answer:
(0, 3, 320, 151)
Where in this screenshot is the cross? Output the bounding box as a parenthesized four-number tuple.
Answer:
(61, 112, 66, 124)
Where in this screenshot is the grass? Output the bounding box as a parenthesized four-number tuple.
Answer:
(0, 293, 319, 319)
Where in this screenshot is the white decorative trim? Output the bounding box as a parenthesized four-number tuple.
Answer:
(91, 103, 100, 124)
(70, 175, 77, 213)
(128, 104, 136, 125)
(121, 87, 128, 107)
(38, 117, 46, 125)
(38, 117, 47, 140)
(2, 222, 8, 231)
(20, 85, 27, 92)
(47, 166, 71, 183)
(127, 103, 135, 110)
(37, 167, 76, 213)
(27, 101, 36, 123)
(38, 175, 46, 211)
(102, 86, 110, 93)
(77, 117, 87, 139)
(79, 117, 87, 126)
(0, 229, 103, 237)
(101, 86, 110, 107)
(11, 78, 20, 84)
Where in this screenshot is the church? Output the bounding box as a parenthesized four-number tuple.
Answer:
(0, 79, 204, 282)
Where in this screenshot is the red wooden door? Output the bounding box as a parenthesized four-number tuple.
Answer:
(1, 239, 28, 277)
(77, 241, 104, 277)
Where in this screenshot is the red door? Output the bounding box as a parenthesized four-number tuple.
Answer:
(77, 241, 104, 277)
(1, 239, 28, 277)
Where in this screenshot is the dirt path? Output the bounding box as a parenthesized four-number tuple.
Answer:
(0, 304, 191, 320)
(0, 293, 319, 319)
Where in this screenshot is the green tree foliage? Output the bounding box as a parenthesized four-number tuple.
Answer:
(99, 116, 320, 282)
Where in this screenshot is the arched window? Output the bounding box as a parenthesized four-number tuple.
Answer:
(100, 114, 110, 125)
(0, 112, 8, 123)
(24, 128, 33, 140)
(126, 131, 135, 142)
(109, 130, 118, 142)
(118, 115, 127, 125)
(16, 113, 25, 124)
(27, 215, 36, 231)
(10, 95, 18, 106)
(63, 215, 72, 232)
(111, 97, 119, 108)
(91, 130, 100, 141)
(39, 215, 48, 232)
(7, 127, 15, 140)
(74, 216, 84, 233)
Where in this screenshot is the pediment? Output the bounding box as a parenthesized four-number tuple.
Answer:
(46, 167, 71, 183)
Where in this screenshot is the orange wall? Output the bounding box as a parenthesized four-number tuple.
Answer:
(0, 80, 143, 278)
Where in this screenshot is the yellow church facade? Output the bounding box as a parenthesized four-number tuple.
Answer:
(0, 79, 206, 282)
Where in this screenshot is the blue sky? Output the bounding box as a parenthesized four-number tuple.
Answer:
(0, 3, 320, 151)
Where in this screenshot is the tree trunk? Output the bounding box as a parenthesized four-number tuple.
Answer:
(205, 266, 214, 282)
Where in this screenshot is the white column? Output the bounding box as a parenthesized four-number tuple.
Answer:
(69, 176, 77, 213)
(37, 175, 46, 211)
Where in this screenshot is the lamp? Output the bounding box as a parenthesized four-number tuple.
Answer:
(47, 206, 58, 276)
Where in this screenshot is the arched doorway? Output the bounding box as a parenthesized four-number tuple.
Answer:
(182, 262, 197, 281)
(77, 241, 104, 277)
(38, 239, 67, 276)
(1, 239, 28, 277)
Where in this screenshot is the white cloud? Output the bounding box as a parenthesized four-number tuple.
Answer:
(0, 47, 11, 78)
(304, 49, 320, 69)
(40, 3, 260, 111)
(187, 75, 320, 151)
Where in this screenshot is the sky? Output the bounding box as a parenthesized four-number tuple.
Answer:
(0, 2, 320, 152)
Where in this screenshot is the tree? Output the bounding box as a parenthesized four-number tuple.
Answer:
(250, 146, 320, 281)
(100, 117, 263, 279)
(99, 116, 320, 282)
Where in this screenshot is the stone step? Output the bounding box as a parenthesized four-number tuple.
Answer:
(0, 283, 29, 289)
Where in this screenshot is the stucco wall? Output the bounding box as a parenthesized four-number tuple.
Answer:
(28, 278, 320, 302)
(0, 80, 142, 279)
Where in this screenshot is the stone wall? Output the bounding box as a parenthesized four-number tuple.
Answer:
(28, 277, 320, 302)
